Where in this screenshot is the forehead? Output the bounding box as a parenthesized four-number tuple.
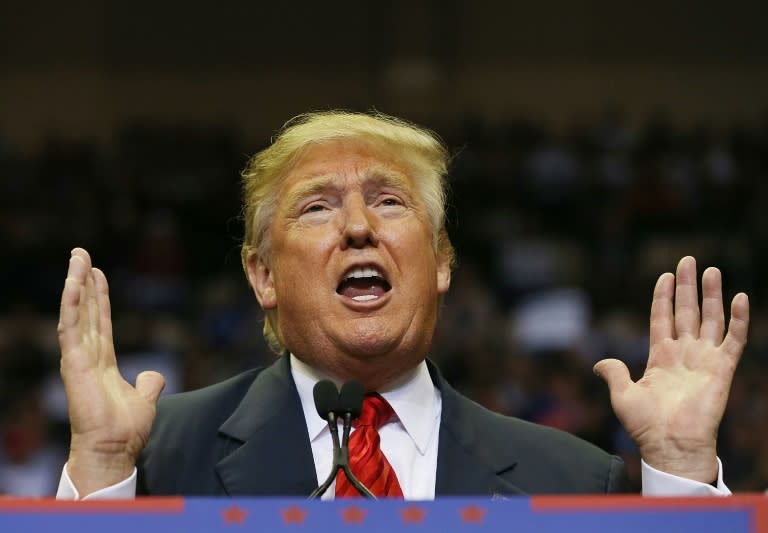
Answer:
(279, 138, 417, 194)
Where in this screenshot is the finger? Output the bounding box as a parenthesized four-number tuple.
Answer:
(78, 281, 88, 344)
(674, 256, 700, 338)
(136, 371, 166, 405)
(721, 293, 750, 359)
(74, 249, 94, 343)
(699, 267, 725, 344)
(92, 268, 113, 342)
(650, 272, 675, 345)
(86, 269, 99, 344)
(92, 267, 116, 365)
(78, 271, 99, 360)
(71, 247, 92, 265)
(593, 358, 633, 396)
(59, 253, 86, 327)
(58, 253, 89, 352)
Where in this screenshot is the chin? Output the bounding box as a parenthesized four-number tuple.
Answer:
(350, 316, 420, 350)
(342, 336, 400, 359)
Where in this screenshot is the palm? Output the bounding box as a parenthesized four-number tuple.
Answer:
(595, 257, 749, 481)
(63, 355, 157, 458)
(615, 337, 733, 449)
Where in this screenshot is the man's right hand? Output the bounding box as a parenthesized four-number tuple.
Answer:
(58, 248, 165, 497)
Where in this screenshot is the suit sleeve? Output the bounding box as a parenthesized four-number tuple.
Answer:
(606, 455, 631, 493)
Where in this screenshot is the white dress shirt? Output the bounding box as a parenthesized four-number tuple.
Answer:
(291, 355, 441, 500)
(57, 355, 730, 499)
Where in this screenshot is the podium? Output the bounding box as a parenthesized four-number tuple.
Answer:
(1, 494, 766, 532)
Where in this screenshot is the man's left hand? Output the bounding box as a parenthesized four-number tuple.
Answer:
(594, 256, 749, 483)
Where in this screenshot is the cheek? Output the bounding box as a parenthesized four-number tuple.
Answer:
(272, 243, 332, 295)
(397, 243, 440, 291)
(284, 224, 340, 254)
(384, 216, 434, 250)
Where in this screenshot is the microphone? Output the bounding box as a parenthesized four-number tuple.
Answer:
(308, 380, 374, 499)
(337, 380, 374, 498)
(338, 380, 364, 419)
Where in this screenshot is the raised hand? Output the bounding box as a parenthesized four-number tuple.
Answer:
(594, 256, 749, 483)
(58, 248, 165, 496)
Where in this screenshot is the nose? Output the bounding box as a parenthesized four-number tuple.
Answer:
(340, 196, 378, 249)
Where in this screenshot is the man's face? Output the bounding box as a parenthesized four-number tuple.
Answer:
(247, 138, 451, 387)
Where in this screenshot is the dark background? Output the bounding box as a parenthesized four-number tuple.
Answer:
(1, 0, 767, 495)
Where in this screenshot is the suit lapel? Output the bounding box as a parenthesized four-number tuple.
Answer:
(430, 362, 526, 497)
(212, 357, 523, 497)
(215, 356, 318, 496)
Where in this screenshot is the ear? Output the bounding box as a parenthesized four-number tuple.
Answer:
(246, 252, 277, 310)
(436, 252, 451, 294)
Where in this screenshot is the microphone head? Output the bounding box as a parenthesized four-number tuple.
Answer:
(313, 380, 339, 419)
(338, 380, 365, 418)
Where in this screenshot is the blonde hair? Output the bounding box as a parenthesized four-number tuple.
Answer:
(240, 110, 455, 353)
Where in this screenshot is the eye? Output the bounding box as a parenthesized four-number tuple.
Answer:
(302, 202, 328, 214)
(379, 196, 403, 207)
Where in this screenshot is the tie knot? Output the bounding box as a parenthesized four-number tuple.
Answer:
(353, 393, 394, 428)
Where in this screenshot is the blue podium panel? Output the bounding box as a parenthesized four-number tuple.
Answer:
(0, 495, 765, 532)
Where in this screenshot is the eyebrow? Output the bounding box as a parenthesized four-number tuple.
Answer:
(363, 165, 414, 196)
(282, 175, 340, 210)
(282, 165, 414, 210)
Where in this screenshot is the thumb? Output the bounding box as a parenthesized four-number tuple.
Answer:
(593, 358, 632, 396)
(136, 371, 166, 405)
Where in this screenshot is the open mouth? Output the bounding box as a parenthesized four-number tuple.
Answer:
(336, 266, 392, 302)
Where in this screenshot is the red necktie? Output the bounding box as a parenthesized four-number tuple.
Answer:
(335, 393, 404, 498)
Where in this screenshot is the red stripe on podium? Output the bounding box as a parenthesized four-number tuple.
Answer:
(531, 494, 766, 510)
(753, 498, 768, 533)
(0, 497, 185, 513)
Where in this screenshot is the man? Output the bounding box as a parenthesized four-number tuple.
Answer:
(57, 111, 749, 499)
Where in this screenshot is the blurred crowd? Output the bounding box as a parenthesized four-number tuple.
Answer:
(1, 110, 767, 495)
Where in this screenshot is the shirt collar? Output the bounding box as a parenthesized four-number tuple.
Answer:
(290, 354, 439, 455)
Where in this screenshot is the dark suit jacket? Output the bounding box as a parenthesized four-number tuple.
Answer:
(137, 356, 627, 496)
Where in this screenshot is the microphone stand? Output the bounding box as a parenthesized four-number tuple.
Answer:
(339, 410, 375, 498)
(308, 381, 375, 499)
(308, 409, 342, 499)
